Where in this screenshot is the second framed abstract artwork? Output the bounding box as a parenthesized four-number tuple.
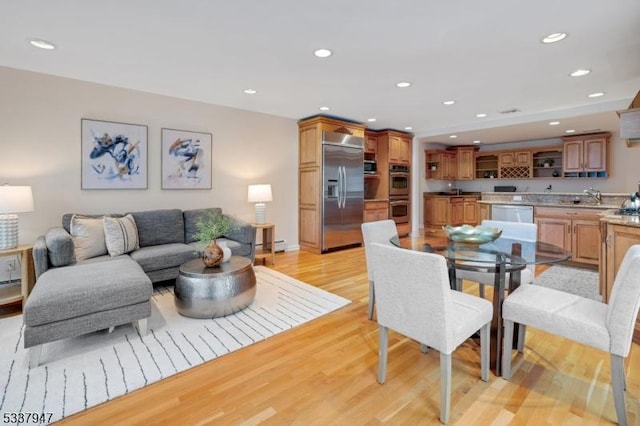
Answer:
(161, 128, 212, 189)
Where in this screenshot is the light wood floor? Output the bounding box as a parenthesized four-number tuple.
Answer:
(10, 236, 640, 425)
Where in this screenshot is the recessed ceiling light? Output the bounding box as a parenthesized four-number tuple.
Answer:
(588, 92, 605, 98)
(396, 82, 411, 88)
(28, 38, 56, 50)
(449, 135, 457, 139)
(313, 48, 332, 58)
(549, 121, 560, 126)
(473, 140, 481, 144)
(367, 118, 376, 122)
(565, 129, 576, 133)
(541, 32, 567, 44)
(475, 113, 487, 118)
(243, 89, 257, 95)
(319, 106, 330, 111)
(570, 69, 591, 77)
(443, 100, 456, 106)
(404, 126, 413, 130)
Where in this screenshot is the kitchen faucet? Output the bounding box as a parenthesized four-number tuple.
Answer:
(584, 187, 602, 205)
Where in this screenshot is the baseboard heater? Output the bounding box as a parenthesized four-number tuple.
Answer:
(257, 240, 287, 252)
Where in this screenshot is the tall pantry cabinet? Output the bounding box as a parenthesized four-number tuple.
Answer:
(298, 116, 366, 253)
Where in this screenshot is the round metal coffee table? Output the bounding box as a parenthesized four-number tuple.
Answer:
(175, 256, 257, 318)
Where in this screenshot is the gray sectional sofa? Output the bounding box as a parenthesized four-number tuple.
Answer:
(24, 207, 256, 366)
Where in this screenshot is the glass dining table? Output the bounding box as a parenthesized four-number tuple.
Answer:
(389, 234, 571, 376)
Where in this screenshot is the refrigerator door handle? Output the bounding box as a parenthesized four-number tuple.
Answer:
(341, 165, 347, 208)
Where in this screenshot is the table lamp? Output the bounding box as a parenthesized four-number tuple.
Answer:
(247, 184, 272, 224)
(0, 185, 34, 250)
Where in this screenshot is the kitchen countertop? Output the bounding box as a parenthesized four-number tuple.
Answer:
(364, 198, 389, 202)
(477, 199, 619, 210)
(600, 211, 640, 227)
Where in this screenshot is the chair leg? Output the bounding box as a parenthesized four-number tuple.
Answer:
(377, 325, 388, 384)
(440, 352, 452, 424)
(479, 283, 485, 299)
(136, 318, 148, 336)
(29, 345, 43, 368)
(455, 278, 462, 291)
(368, 280, 375, 320)
(517, 324, 526, 353)
(502, 319, 514, 380)
(611, 354, 628, 426)
(480, 322, 490, 382)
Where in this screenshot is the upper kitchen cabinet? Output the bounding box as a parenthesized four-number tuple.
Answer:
(532, 147, 563, 178)
(381, 130, 412, 165)
(562, 132, 610, 178)
(425, 147, 474, 180)
(475, 152, 499, 179)
(364, 131, 378, 155)
(455, 147, 476, 180)
(498, 150, 532, 179)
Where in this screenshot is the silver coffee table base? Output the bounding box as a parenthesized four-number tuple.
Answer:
(175, 256, 257, 318)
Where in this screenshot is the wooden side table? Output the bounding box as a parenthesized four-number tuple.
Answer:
(0, 245, 35, 307)
(253, 223, 276, 265)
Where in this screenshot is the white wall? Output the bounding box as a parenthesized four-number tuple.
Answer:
(0, 66, 299, 249)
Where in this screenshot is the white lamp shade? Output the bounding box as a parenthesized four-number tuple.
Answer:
(0, 185, 34, 214)
(247, 184, 273, 203)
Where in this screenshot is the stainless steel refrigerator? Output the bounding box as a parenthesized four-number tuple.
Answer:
(322, 131, 364, 251)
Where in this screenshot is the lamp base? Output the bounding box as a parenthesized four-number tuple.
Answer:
(254, 203, 267, 224)
(0, 214, 19, 250)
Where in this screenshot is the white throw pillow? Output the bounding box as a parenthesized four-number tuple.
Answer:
(70, 215, 108, 261)
(103, 214, 140, 256)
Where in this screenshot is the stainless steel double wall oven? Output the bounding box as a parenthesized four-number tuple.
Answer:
(389, 164, 410, 224)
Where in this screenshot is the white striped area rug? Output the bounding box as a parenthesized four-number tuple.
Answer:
(0, 266, 350, 423)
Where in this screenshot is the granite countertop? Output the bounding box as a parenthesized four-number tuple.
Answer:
(477, 199, 619, 210)
(600, 211, 640, 227)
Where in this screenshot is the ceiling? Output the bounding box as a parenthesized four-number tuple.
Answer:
(1, 1, 639, 146)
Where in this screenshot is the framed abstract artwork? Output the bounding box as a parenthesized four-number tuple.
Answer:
(161, 128, 212, 189)
(81, 118, 148, 189)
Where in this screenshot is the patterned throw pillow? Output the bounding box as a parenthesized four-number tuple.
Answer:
(70, 215, 107, 261)
(103, 214, 140, 256)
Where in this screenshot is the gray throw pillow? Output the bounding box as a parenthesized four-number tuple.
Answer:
(103, 214, 140, 256)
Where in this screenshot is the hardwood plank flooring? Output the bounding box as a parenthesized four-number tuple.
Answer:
(9, 235, 639, 425)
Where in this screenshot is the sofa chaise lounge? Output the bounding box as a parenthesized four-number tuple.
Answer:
(24, 207, 256, 366)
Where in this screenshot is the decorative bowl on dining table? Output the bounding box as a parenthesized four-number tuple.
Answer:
(442, 224, 502, 244)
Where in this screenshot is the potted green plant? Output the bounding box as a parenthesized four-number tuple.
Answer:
(193, 211, 239, 267)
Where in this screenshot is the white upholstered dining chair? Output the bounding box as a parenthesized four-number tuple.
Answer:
(502, 244, 640, 426)
(455, 220, 537, 298)
(361, 220, 398, 320)
(370, 242, 493, 424)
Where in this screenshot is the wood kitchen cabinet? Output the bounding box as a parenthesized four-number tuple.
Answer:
(498, 150, 532, 179)
(365, 131, 378, 154)
(385, 131, 411, 165)
(424, 196, 450, 227)
(478, 203, 491, 222)
(600, 222, 640, 342)
(363, 200, 389, 223)
(298, 115, 366, 253)
(456, 147, 476, 180)
(562, 132, 610, 178)
(424, 195, 479, 227)
(425, 150, 456, 180)
(534, 207, 601, 265)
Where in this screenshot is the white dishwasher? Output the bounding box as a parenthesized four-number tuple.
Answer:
(491, 204, 534, 223)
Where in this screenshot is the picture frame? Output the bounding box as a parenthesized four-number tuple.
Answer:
(81, 118, 148, 189)
(161, 128, 212, 189)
